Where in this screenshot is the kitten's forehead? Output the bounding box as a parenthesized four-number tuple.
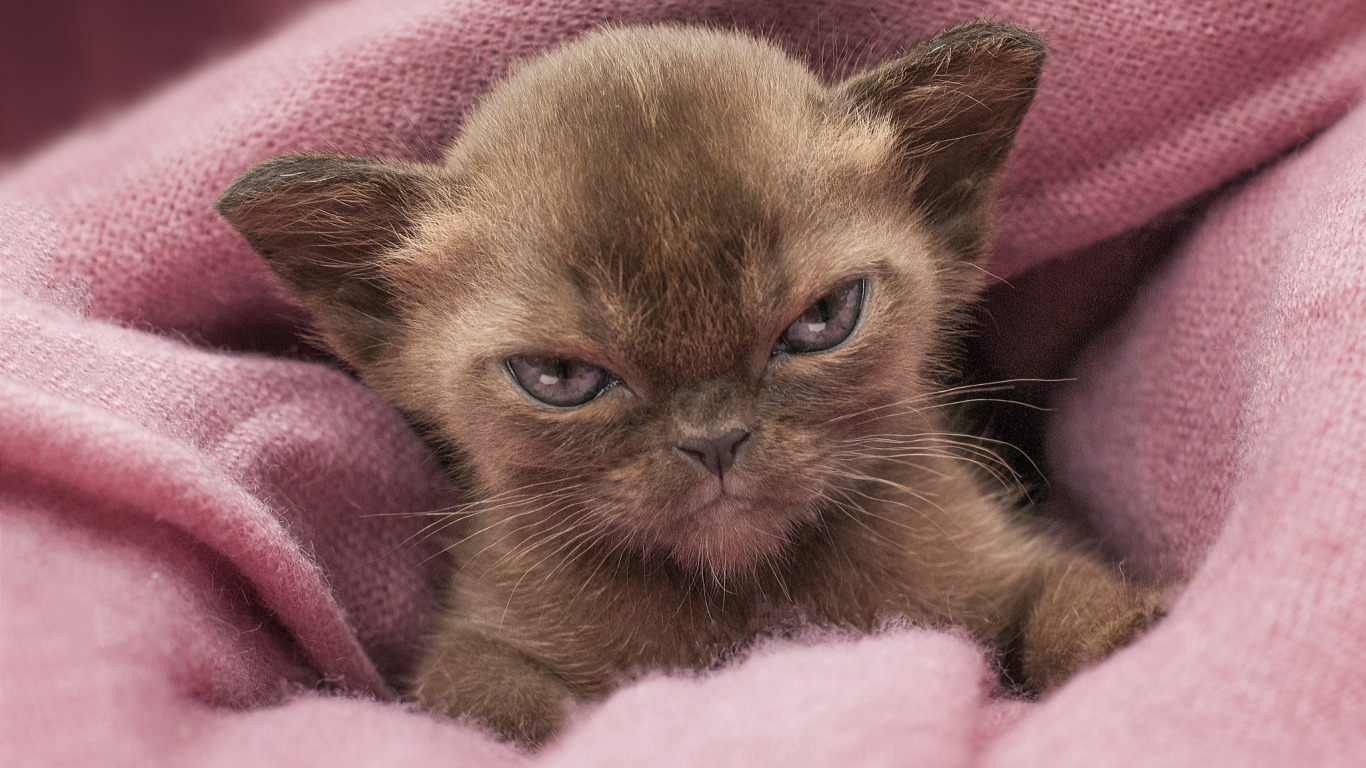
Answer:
(450, 27, 893, 384)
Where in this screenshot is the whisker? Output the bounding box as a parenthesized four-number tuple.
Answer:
(818, 377, 1068, 428)
(814, 485, 909, 555)
(377, 480, 589, 558)
(835, 437, 1021, 489)
(480, 496, 601, 572)
(419, 491, 591, 568)
(839, 429, 1041, 485)
(837, 445, 1027, 500)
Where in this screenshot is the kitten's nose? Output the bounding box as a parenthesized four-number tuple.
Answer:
(675, 428, 750, 480)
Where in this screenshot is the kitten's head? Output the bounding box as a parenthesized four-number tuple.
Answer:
(217, 23, 1044, 578)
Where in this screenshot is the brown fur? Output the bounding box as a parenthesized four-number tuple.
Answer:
(217, 22, 1163, 747)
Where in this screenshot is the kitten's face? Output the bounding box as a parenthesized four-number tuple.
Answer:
(217, 24, 1045, 577)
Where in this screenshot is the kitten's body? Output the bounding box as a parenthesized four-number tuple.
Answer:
(218, 23, 1162, 746)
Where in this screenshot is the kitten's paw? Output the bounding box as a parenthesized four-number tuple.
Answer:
(462, 679, 569, 748)
(409, 630, 574, 748)
(1019, 576, 1166, 693)
(416, 666, 570, 747)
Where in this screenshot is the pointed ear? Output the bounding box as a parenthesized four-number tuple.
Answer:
(216, 154, 440, 368)
(836, 22, 1046, 259)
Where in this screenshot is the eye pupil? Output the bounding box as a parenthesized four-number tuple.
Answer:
(774, 279, 865, 355)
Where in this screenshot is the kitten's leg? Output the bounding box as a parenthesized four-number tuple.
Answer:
(897, 491, 1166, 693)
(1013, 550, 1166, 692)
(409, 621, 573, 747)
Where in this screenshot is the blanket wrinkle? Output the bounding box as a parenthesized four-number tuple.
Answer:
(985, 86, 1366, 768)
(4, 0, 1366, 766)
(541, 630, 994, 768)
(0, 362, 387, 697)
(0, 204, 91, 317)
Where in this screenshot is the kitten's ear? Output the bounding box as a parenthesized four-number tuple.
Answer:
(836, 22, 1045, 259)
(216, 154, 440, 367)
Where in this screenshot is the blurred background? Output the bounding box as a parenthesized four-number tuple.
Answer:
(0, 0, 330, 163)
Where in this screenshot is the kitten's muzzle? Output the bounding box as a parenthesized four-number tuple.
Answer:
(674, 428, 750, 481)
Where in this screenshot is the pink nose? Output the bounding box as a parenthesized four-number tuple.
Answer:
(675, 428, 750, 480)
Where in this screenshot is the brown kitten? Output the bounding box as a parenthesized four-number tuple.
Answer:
(217, 22, 1163, 746)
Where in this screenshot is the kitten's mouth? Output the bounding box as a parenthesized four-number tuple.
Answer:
(683, 479, 760, 520)
(657, 481, 815, 575)
(678, 473, 817, 528)
(692, 494, 754, 521)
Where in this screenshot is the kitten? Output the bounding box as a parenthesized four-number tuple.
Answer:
(217, 22, 1164, 746)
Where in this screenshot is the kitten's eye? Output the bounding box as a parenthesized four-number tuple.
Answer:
(507, 355, 617, 407)
(774, 279, 865, 355)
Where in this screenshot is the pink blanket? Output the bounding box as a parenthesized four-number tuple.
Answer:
(4, 1, 1366, 765)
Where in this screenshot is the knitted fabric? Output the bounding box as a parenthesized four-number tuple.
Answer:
(3, 0, 1366, 765)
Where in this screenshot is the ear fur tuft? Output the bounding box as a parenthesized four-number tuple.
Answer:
(837, 22, 1046, 260)
(216, 154, 440, 366)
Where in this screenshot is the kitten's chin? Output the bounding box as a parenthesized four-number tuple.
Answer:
(662, 493, 802, 578)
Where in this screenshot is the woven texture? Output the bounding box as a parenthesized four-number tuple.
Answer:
(3, 0, 1366, 765)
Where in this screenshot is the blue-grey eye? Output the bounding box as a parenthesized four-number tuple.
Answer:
(507, 355, 616, 407)
(774, 279, 865, 354)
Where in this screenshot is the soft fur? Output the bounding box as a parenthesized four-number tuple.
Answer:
(217, 23, 1161, 746)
